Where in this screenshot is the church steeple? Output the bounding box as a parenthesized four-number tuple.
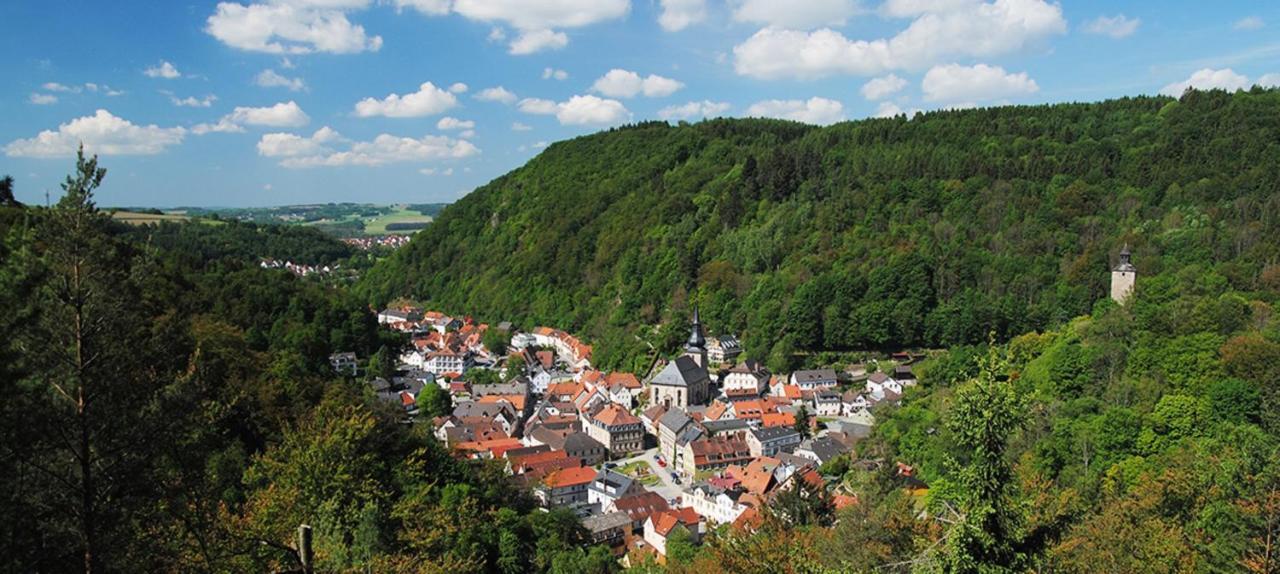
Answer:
(683, 307, 708, 367)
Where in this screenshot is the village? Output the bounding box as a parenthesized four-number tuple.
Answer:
(340, 305, 928, 565)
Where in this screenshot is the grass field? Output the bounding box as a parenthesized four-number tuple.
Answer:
(361, 206, 433, 235)
(110, 211, 191, 225)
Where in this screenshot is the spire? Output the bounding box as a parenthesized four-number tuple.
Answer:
(1114, 243, 1135, 272)
(685, 306, 706, 351)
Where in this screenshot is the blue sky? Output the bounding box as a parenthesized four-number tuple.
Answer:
(1, 0, 1277, 207)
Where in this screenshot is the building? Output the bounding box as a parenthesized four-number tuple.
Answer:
(377, 307, 422, 324)
(657, 409, 695, 463)
(682, 434, 753, 478)
(794, 436, 852, 466)
(588, 469, 644, 507)
(329, 352, 357, 375)
(1111, 244, 1137, 304)
(866, 373, 902, 402)
(584, 403, 645, 457)
(683, 483, 750, 525)
(561, 432, 608, 467)
(643, 508, 703, 558)
(649, 310, 712, 409)
(424, 349, 464, 376)
(813, 390, 842, 417)
(707, 334, 743, 364)
(747, 426, 802, 457)
(582, 511, 632, 554)
(722, 360, 769, 397)
(610, 491, 670, 532)
(790, 369, 838, 391)
(537, 466, 597, 507)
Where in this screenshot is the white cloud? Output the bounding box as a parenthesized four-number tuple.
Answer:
(29, 93, 58, 105)
(533, 140, 549, 148)
(658, 0, 707, 31)
(518, 95, 631, 125)
(487, 26, 506, 41)
(511, 121, 533, 131)
(171, 94, 219, 108)
(591, 69, 683, 98)
(354, 81, 458, 117)
(255, 69, 307, 91)
(509, 28, 568, 54)
(1159, 68, 1251, 96)
(419, 167, 454, 175)
(5, 109, 187, 157)
(517, 97, 559, 114)
(542, 67, 569, 80)
(880, 0, 972, 17)
(205, 1, 382, 54)
(922, 63, 1038, 103)
(1258, 73, 1280, 88)
(448, 0, 629, 53)
(394, 0, 451, 15)
(657, 100, 731, 120)
(437, 116, 475, 130)
(264, 130, 479, 168)
(448, 82, 469, 93)
(733, 0, 1066, 79)
(1234, 16, 1264, 30)
(745, 97, 844, 125)
(861, 74, 907, 100)
(732, 0, 859, 29)
(256, 126, 343, 157)
(874, 101, 904, 117)
(42, 82, 78, 93)
(194, 101, 311, 134)
(1082, 14, 1140, 38)
(144, 60, 181, 79)
(475, 86, 517, 104)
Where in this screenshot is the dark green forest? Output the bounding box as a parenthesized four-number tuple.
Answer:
(360, 89, 1280, 373)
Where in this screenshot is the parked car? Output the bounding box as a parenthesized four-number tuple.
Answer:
(603, 462, 617, 469)
(656, 458, 666, 468)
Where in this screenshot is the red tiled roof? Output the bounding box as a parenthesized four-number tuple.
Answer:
(593, 403, 640, 427)
(544, 466, 597, 488)
(605, 372, 642, 389)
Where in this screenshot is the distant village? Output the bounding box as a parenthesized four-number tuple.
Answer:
(334, 305, 927, 565)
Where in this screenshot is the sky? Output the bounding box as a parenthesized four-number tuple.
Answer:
(1, 0, 1278, 207)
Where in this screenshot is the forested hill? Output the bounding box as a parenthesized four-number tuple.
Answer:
(359, 89, 1280, 371)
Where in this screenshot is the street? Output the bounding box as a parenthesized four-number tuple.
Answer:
(614, 447, 684, 504)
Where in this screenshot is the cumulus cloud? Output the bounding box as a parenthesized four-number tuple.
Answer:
(205, 1, 382, 54)
(1259, 74, 1280, 88)
(1082, 14, 1140, 38)
(354, 82, 458, 117)
(542, 67, 569, 80)
(657, 100, 731, 120)
(43, 82, 79, 93)
(1159, 68, 1251, 96)
(144, 60, 181, 79)
(874, 101, 904, 118)
(447, 0, 630, 54)
(517, 95, 631, 125)
(509, 29, 568, 54)
(255, 69, 307, 91)
(861, 74, 907, 100)
(745, 97, 844, 125)
(5, 109, 187, 157)
(1234, 16, 1264, 30)
(922, 63, 1038, 103)
(437, 117, 475, 130)
(591, 69, 683, 98)
(475, 86, 518, 104)
(259, 129, 479, 168)
(732, 0, 859, 29)
(733, 0, 1066, 79)
(29, 93, 58, 105)
(511, 121, 533, 131)
(658, 0, 707, 31)
(194, 101, 310, 134)
(517, 97, 559, 114)
(393, 0, 450, 15)
(448, 82, 468, 93)
(171, 94, 219, 108)
(256, 126, 344, 157)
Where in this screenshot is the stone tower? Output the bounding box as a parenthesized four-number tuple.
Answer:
(683, 307, 708, 368)
(1111, 244, 1136, 304)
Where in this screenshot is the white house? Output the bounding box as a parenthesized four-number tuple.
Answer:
(813, 390, 842, 417)
(425, 349, 464, 376)
(865, 373, 902, 402)
(722, 360, 769, 396)
(790, 369, 838, 391)
(682, 484, 749, 525)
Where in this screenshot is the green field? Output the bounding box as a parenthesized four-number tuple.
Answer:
(110, 211, 191, 225)
(361, 206, 433, 235)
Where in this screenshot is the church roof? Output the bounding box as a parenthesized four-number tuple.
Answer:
(685, 307, 706, 350)
(651, 355, 709, 388)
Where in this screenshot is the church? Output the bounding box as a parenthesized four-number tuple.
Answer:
(1111, 244, 1137, 304)
(649, 309, 713, 409)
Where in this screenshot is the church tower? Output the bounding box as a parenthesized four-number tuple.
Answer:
(683, 307, 708, 368)
(1111, 244, 1136, 304)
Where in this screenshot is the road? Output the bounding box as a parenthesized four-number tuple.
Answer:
(615, 447, 684, 504)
